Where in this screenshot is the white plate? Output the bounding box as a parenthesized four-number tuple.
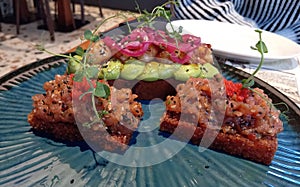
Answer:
(167, 20, 300, 63)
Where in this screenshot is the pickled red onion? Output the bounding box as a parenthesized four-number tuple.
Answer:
(102, 27, 202, 63)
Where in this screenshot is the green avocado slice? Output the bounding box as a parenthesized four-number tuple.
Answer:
(158, 63, 181, 80)
(199, 63, 220, 78)
(137, 61, 160, 81)
(98, 59, 123, 80)
(174, 64, 201, 81)
(120, 59, 145, 80)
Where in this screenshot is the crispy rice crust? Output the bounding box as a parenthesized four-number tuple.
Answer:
(28, 74, 143, 152)
(160, 112, 277, 165)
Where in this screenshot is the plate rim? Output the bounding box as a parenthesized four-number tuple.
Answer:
(0, 55, 67, 91)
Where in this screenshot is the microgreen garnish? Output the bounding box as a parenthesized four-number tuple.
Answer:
(136, 1, 175, 27)
(241, 32, 289, 116)
(273, 102, 290, 121)
(84, 30, 100, 43)
(242, 29, 268, 88)
(94, 82, 110, 98)
(136, 1, 183, 46)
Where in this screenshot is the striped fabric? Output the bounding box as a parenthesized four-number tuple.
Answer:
(173, 0, 300, 44)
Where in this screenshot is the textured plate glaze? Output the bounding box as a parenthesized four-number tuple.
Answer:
(0, 57, 300, 187)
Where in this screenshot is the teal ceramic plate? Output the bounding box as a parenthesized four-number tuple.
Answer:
(0, 56, 299, 187)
